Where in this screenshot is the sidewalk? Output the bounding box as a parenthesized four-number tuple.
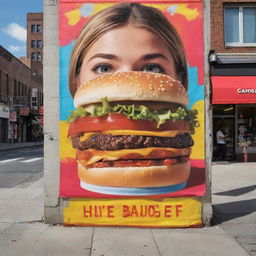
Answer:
(0, 141, 43, 151)
(0, 163, 255, 256)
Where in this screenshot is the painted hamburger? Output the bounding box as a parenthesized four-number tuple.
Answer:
(67, 71, 198, 195)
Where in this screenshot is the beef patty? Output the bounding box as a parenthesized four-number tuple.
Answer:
(72, 133, 194, 151)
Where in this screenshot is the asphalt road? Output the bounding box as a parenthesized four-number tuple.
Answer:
(0, 146, 43, 188)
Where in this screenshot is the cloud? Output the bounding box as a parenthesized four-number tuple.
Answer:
(2, 23, 27, 42)
(9, 45, 24, 53)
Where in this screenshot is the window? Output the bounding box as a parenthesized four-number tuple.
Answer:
(224, 6, 256, 46)
(31, 40, 36, 48)
(22, 84, 25, 96)
(31, 24, 42, 33)
(31, 96, 38, 109)
(5, 74, 9, 96)
(37, 40, 42, 48)
(17, 82, 20, 96)
(37, 25, 42, 33)
(37, 52, 42, 61)
(31, 52, 37, 61)
(31, 25, 37, 33)
(14, 80, 17, 96)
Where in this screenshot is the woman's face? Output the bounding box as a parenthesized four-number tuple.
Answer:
(78, 24, 178, 87)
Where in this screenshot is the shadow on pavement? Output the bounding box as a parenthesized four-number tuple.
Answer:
(214, 185, 256, 197)
(211, 199, 256, 225)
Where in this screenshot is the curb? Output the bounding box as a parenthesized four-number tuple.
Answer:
(0, 143, 43, 152)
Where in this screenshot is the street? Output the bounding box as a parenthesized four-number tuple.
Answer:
(0, 146, 43, 188)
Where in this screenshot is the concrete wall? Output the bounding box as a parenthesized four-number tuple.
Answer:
(203, 0, 213, 226)
(43, 0, 62, 224)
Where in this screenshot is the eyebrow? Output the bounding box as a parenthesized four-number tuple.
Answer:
(87, 54, 118, 63)
(143, 53, 168, 61)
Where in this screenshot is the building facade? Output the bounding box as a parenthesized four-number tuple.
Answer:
(210, 0, 256, 162)
(0, 46, 43, 143)
(27, 13, 43, 81)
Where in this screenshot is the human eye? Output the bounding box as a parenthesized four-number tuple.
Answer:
(92, 64, 113, 74)
(142, 63, 165, 74)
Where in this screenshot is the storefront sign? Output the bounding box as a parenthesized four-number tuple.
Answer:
(237, 88, 256, 94)
(212, 76, 256, 104)
(19, 108, 30, 116)
(9, 111, 17, 122)
(59, 0, 205, 227)
(0, 104, 9, 118)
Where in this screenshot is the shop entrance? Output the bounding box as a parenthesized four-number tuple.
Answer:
(212, 105, 235, 161)
(236, 105, 256, 162)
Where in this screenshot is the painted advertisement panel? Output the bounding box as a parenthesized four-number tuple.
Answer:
(59, 0, 205, 226)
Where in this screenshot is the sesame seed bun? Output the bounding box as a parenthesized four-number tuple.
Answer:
(74, 71, 188, 108)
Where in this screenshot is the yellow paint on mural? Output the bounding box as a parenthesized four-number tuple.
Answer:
(191, 100, 205, 160)
(176, 4, 199, 21)
(60, 121, 75, 159)
(65, 3, 199, 27)
(64, 197, 202, 227)
(65, 9, 81, 26)
(93, 3, 115, 15)
(146, 3, 199, 21)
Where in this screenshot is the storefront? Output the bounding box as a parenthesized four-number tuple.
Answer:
(211, 75, 256, 162)
(0, 103, 9, 143)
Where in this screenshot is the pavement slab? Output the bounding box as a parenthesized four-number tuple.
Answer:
(91, 227, 160, 256)
(152, 227, 249, 256)
(0, 223, 93, 256)
(0, 196, 43, 222)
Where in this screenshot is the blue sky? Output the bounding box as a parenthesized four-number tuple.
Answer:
(0, 0, 43, 58)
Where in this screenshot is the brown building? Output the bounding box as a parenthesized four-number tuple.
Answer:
(210, 0, 256, 162)
(0, 45, 43, 143)
(27, 13, 43, 81)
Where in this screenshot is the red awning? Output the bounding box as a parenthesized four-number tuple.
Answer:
(211, 76, 256, 104)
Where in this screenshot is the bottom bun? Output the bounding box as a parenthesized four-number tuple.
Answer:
(78, 162, 191, 188)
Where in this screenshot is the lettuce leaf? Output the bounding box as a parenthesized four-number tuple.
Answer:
(67, 97, 199, 133)
(67, 107, 90, 123)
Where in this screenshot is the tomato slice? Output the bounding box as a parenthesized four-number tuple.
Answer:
(68, 113, 189, 137)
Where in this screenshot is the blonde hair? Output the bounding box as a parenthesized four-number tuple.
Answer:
(69, 3, 188, 97)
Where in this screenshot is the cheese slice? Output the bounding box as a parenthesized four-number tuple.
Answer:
(80, 129, 189, 142)
(77, 147, 191, 165)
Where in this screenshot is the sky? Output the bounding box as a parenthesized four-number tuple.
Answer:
(0, 0, 43, 58)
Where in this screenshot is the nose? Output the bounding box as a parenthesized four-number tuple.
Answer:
(116, 65, 135, 73)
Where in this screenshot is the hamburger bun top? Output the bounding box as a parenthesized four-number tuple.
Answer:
(74, 71, 188, 108)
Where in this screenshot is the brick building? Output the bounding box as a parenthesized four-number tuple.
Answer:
(209, 0, 256, 161)
(0, 12, 44, 144)
(27, 13, 43, 81)
(0, 46, 43, 143)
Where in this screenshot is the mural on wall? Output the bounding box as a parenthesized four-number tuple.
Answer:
(59, 0, 205, 227)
